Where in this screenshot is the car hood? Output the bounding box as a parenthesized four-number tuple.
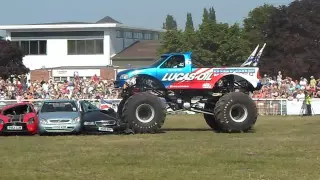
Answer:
(39, 112, 80, 120)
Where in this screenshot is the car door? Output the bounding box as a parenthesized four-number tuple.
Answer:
(156, 54, 191, 88)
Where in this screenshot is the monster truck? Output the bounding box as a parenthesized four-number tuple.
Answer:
(114, 45, 264, 133)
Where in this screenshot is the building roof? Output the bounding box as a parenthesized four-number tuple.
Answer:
(112, 40, 162, 60)
(0, 16, 164, 32)
(96, 16, 121, 24)
(28, 21, 91, 25)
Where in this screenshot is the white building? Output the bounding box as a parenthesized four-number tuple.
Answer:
(0, 16, 164, 75)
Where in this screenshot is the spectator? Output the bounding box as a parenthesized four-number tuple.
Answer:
(296, 90, 305, 101)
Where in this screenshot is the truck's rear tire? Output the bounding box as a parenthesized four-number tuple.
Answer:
(121, 92, 166, 133)
(203, 103, 221, 132)
(214, 92, 257, 133)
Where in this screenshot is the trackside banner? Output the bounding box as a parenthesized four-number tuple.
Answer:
(0, 98, 319, 115)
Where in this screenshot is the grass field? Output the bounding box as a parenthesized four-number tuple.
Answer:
(1, 115, 320, 180)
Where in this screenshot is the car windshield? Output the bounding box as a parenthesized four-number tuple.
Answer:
(82, 100, 100, 112)
(41, 101, 78, 112)
(149, 55, 169, 67)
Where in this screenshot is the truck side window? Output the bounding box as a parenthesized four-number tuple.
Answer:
(161, 55, 185, 68)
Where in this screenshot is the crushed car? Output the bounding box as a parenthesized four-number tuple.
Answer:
(78, 100, 130, 134)
(0, 102, 39, 135)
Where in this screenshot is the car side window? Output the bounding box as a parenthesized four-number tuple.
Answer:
(160, 55, 185, 68)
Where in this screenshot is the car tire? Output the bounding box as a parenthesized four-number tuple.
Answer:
(39, 132, 46, 136)
(121, 92, 166, 133)
(214, 92, 257, 133)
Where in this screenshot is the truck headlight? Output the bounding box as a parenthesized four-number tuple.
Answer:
(40, 119, 48, 124)
(0, 119, 3, 124)
(125, 76, 136, 86)
(120, 74, 129, 80)
(72, 117, 80, 123)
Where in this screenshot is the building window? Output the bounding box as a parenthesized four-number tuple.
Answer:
(67, 39, 104, 55)
(125, 32, 132, 39)
(12, 40, 47, 55)
(61, 77, 68, 82)
(154, 33, 160, 40)
(144, 33, 151, 40)
(116, 30, 122, 38)
(133, 32, 143, 39)
(11, 31, 104, 37)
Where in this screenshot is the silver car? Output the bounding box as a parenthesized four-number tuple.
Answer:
(38, 99, 81, 135)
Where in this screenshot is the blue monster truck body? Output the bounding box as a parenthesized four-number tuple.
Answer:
(114, 44, 266, 134)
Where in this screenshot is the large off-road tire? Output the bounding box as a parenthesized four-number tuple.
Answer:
(117, 98, 127, 119)
(121, 92, 166, 133)
(203, 103, 221, 132)
(214, 92, 257, 133)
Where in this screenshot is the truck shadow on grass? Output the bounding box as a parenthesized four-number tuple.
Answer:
(160, 128, 256, 133)
(161, 128, 212, 132)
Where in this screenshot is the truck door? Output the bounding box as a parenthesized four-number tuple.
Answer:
(156, 54, 191, 89)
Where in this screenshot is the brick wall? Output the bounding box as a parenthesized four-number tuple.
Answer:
(30, 70, 50, 82)
(30, 68, 116, 82)
(100, 68, 116, 80)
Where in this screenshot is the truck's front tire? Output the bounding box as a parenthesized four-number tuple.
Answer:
(121, 92, 166, 133)
(203, 103, 221, 132)
(117, 98, 127, 119)
(213, 92, 257, 133)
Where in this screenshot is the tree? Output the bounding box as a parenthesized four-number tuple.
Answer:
(158, 30, 185, 54)
(159, 15, 185, 54)
(243, 4, 276, 47)
(158, 6, 251, 67)
(202, 8, 209, 23)
(183, 13, 198, 52)
(197, 7, 251, 66)
(208, 7, 217, 22)
(261, 0, 320, 79)
(185, 13, 194, 32)
(162, 15, 177, 30)
(215, 23, 251, 66)
(0, 40, 30, 79)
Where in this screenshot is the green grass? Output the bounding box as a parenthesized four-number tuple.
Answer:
(1, 115, 320, 180)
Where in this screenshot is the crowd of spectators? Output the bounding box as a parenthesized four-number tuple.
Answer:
(252, 71, 320, 100)
(0, 74, 120, 101)
(1, 71, 320, 102)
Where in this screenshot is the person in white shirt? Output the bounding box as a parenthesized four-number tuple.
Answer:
(299, 77, 307, 86)
(0, 91, 5, 100)
(42, 82, 49, 93)
(296, 90, 305, 100)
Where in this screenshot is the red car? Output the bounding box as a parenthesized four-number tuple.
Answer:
(0, 102, 39, 135)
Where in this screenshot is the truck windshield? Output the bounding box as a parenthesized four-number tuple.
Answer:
(149, 55, 169, 67)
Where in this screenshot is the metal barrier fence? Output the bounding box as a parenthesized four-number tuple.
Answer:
(253, 99, 287, 116)
(0, 98, 290, 115)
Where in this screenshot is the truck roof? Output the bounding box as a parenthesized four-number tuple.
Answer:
(162, 51, 192, 57)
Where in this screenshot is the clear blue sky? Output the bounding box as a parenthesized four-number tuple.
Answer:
(0, 0, 292, 35)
